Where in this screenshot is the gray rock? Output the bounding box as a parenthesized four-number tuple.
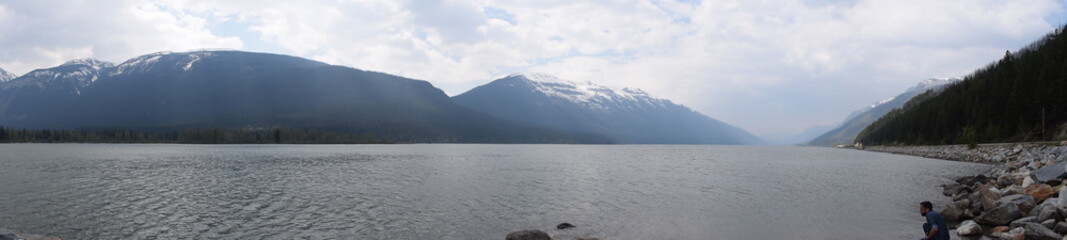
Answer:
(1044, 219, 1057, 229)
(506, 230, 550, 240)
(1055, 221, 1067, 234)
(955, 199, 973, 210)
(944, 183, 965, 196)
(1013, 216, 1040, 227)
(1016, 222, 1063, 240)
(1000, 227, 1025, 240)
(1060, 187, 1067, 207)
(0, 231, 15, 240)
(998, 194, 1037, 215)
(1002, 185, 1026, 196)
(978, 185, 1003, 211)
(977, 203, 1023, 226)
(957, 220, 983, 236)
(941, 204, 963, 221)
(1032, 161, 1067, 183)
(1034, 205, 1062, 222)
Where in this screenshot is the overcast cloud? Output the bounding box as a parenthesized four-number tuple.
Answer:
(0, 0, 1064, 140)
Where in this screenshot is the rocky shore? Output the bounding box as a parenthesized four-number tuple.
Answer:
(866, 142, 1067, 239)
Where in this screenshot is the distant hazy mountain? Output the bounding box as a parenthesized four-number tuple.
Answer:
(806, 78, 960, 146)
(0, 51, 605, 143)
(452, 73, 763, 144)
(0, 67, 15, 82)
(761, 124, 835, 145)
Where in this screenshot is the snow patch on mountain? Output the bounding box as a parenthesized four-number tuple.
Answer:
(110, 51, 216, 76)
(507, 72, 672, 110)
(0, 67, 16, 82)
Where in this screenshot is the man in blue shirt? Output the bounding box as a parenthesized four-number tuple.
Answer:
(920, 201, 950, 240)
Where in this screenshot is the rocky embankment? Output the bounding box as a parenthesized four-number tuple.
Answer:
(867, 143, 1067, 239)
(865, 143, 1067, 164)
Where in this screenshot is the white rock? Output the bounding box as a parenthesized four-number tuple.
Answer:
(957, 220, 983, 236)
(1024, 176, 1037, 188)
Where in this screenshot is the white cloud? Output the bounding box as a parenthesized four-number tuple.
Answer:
(0, 0, 242, 75)
(1, 0, 1064, 138)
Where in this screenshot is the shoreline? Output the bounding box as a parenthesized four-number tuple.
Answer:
(861, 142, 1067, 239)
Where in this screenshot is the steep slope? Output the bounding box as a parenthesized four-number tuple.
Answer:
(0, 67, 15, 82)
(858, 26, 1067, 145)
(0, 51, 605, 143)
(452, 73, 763, 144)
(807, 78, 960, 146)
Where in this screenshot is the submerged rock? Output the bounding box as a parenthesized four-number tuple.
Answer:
(956, 220, 982, 236)
(556, 223, 576, 230)
(0, 228, 59, 240)
(506, 230, 550, 240)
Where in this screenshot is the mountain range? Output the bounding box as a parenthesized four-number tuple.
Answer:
(453, 73, 763, 144)
(0, 50, 760, 144)
(806, 78, 960, 146)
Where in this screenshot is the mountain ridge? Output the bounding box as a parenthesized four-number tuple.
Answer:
(806, 77, 960, 146)
(453, 72, 763, 145)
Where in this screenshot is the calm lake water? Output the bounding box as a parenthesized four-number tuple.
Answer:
(0, 144, 989, 239)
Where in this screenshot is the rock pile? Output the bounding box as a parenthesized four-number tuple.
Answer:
(903, 144, 1067, 239)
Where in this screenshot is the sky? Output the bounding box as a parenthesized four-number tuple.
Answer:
(0, 0, 1065, 142)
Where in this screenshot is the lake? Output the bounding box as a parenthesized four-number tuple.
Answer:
(0, 144, 989, 239)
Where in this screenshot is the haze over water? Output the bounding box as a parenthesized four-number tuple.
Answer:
(0, 144, 987, 239)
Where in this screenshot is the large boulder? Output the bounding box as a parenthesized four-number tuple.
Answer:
(978, 185, 1003, 211)
(1032, 161, 1067, 183)
(977, 203, 1023, 225)
(1014, 222, 1063, 240)
(940, 204, 963, 221)
(1032, 205, 1062, 222)
(997, 194, 1037, 215)
(506, 230, 550, 240)
(956, 220, 983, 236)
(1026, 184, 1057, 203)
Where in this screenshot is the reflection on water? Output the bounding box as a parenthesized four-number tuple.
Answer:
(0, 144, 988, 239)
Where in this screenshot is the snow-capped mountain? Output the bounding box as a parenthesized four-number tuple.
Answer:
(807, 77, 961, 146)
(0, 51, 604, 143)
(0, 67, 16, 82)
(1, 58, 114, 93)
(452, 72, 764, 145)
